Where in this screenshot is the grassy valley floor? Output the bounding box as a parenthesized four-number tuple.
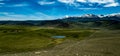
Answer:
(0, 26, 120, 56)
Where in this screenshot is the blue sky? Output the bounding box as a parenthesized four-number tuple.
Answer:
(0, 0, 120, 20)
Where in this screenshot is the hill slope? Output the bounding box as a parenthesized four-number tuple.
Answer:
(0, 14, 120, 29)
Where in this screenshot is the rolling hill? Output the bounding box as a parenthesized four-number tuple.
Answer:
(0, 14, 120, 29)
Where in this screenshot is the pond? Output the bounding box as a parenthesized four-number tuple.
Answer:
(52, 36, 66, 38)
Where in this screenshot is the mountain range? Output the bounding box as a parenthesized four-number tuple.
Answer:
(0, 13, 120, 29)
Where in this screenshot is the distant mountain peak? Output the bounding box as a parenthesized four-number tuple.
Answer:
(81, 14, 98, 18)
(62, 13, 120, 19)
(104, 13, 120, 18)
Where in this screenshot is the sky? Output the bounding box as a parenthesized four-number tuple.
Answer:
(0, 0, 120, 20)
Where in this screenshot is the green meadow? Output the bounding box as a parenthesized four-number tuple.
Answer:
(0, 25, 120, 56)
(0, 25, 94, 53)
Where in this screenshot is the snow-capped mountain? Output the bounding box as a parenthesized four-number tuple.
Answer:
(107, 13, 120, 18)
(61, 13, 120, 22)
(81, 14, 99, 18)
(0, 13, 120, 29)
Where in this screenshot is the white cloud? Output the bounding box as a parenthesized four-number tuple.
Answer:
(88, 4, 93, 6)
(0, 12, 54, 20)
(88, 0, 115, 4)
(11, 3, 28, 7)
(57, 0, 120, 7)
(0, 2, 29, 7)
(76, 0, 116, 4)
(38, 1, 55, 5)
(79, 8, 99, 10)
(58, 0, 74, 4)
(0, 12, 10, 15)
(87, 0, 120, 7)
(76, 0, 86, 3)
(65, 15, 69, 18)
(104, 2, 119, 7)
